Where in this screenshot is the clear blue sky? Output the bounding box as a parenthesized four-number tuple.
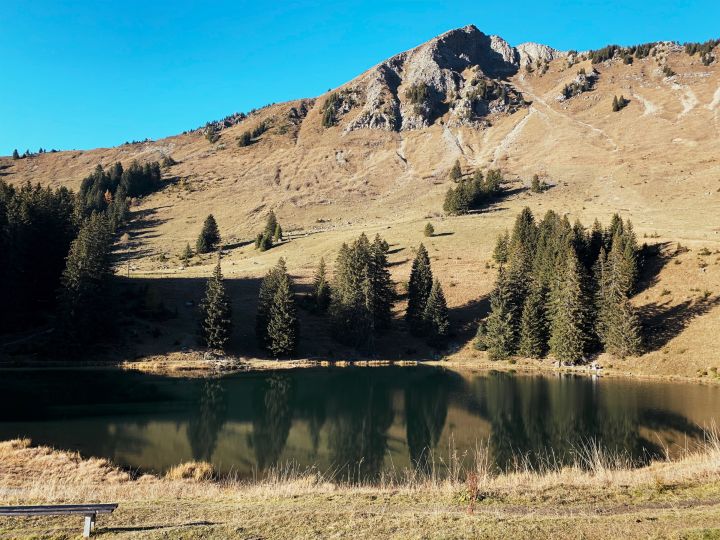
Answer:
(1, 0, 718, 155)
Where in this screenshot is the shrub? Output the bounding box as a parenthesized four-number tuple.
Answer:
(424, 222, 435, 237)
(165, 461, 215, 481)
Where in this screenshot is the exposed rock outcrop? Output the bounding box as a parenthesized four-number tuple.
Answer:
(338, 25, 551, 132)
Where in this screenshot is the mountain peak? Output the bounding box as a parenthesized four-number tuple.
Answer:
(328, 25, 533, 132)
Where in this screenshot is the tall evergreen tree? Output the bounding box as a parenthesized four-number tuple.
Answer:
(518, 282, 546, 358)
(549, 248, 589, 364)
(58, 213, 113, 345)
(199, 256, 233, 350)
(368, 234, 394, 331)
(311, 257, 331, 313)
(423, 279, 450, 347)
(602, 294, 642, 358)
(406, 243, 433, 334)
(484, 268, 516, 360)
(181, 242, 193, 266)
(196, 214, 220, 254)
(493, 231, 509, 264)
(266, 271, 299, 357)
(449, 159, 462, 181)
(264, 211, 278, 238)
(12, 149, 20, 160)
(329, 233, 393, 349)
(256, 258, 287, 349)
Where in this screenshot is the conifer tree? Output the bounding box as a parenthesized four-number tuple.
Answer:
(549, 248, 589, 364)
(256, 258, 287, 348)
(196, 214, 220, 254)
(406, 243, 433, 334)
(423, 279, 449, 346)
(273, 222, 283, 242)
(329, 233, 393, 349)
(264, 211, 278, 238)
(12, 149, 19, 160)
(602, 294, 642, 358)
(266, 272, 299, 356)
(181, 243, 193, 265)
(597, 240, 642, 357)
(424, 222, 434, 237)
(368, 234, 394, 331)
(449, 159, 462, 181)
(58, 213, 113, 345)
(199, 256, 232, 350)
(518, 283, 546, 358)
(484, 268, 516, 360)
(312, 257, 331, 313)
(493, 231, 509, 264)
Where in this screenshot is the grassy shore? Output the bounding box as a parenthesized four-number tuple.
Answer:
(2, 435, 720, 539)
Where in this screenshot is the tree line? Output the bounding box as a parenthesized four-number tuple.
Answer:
(476, 208, 642, 364)
(0, 162, 140, 347)
(198, 227, 450, 357)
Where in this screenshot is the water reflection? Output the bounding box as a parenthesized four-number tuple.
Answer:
(0, 367, 717, 480)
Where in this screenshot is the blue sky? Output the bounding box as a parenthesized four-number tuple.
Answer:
(1, 0, 718, 155)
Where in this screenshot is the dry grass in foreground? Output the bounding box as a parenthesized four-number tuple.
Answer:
(2, 434, 720, 539)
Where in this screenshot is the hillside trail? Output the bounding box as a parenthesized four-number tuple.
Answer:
(513, 77, 620, 153)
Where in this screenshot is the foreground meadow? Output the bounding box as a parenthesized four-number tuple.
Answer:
(2, 435, 720, 539)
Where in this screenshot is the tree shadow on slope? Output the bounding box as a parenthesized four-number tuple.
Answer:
(639, 296, 720, 352)
(114, 207, 169, 263)
(636, 241, 674, 294)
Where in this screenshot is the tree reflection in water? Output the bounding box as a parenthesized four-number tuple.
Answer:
(327, 373, 394, 482)
(250, 375, 294, 471)
(187, 379, 227, 462)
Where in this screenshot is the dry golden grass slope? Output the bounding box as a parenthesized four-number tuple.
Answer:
(1, 29, 719, 375)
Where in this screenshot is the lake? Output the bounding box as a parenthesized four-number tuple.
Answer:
(1, 367, 719, 481)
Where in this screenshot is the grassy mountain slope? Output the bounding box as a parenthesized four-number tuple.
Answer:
(2, 27, 719, 376)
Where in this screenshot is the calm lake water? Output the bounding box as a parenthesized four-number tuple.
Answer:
(1, 367, 719, 480)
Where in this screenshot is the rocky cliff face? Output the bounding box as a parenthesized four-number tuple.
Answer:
(337, 25, 556, 132)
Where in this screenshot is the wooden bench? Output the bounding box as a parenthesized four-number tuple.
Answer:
(0, 503, 118, 537)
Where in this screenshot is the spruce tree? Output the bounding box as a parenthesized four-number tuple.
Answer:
(518, 283, 546, 358)
(598, 240, 642, 357)
(264, 211, 278, 238)
(424, 222, 434, 237)
(368, 234, 394, 331)
(58, 213, 113, 345)
(312, 257, 331, 313)
(449, 159, 462, 181)
(196, 214, 220, 254)
(266, 271, 299, 356)
(256, 258, 287, 348)
(329, 233, 393, 349)
(406, 243, 433, 334)
(549, 248, 589, 364)
(199, 256, 233, 350)
(484, 268, 516, 360)
(423, 279, 449, 347)
(273, 222, 283, 242)
(493, 231, 509, 264)
(181, 243, 193, 265)
(603, 294, 642, 358)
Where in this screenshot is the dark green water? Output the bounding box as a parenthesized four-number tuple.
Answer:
(1, 367, 718, 480)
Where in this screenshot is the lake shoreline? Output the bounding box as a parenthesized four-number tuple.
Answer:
(2, 349, 718, 386)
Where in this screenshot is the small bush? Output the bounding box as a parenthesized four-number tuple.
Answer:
(165, 461, 215, 481)
(424, 222, 435, 237)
